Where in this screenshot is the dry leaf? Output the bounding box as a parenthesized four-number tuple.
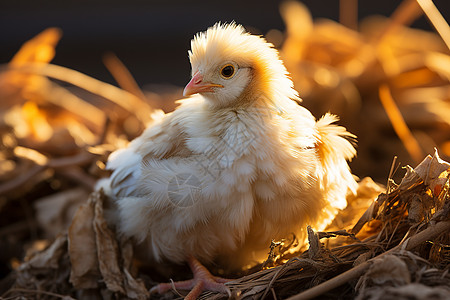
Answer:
(357, 283, 450, 300)
(414, 149, 450, 184)
(307, 225, 320, 259)
(356, 254, 411, 290)
(68, 190, 149, 298)
(19, 235, 67, 271)
(35, 188, 89, 238)
(92, 191, 149, 299)
(92, 191, 126, 294)
(123, 268, 150, 300)
(68, 193, 100, 289)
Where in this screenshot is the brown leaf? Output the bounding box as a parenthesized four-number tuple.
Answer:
(414, 149, 450, 185)
(120, 237, 134, 272)
(19, 234, 67, 271)
(408, 194, 426, 223)
(307, 225, 321, 259)
(123, 268, 150, 300)
(67, 190, 149, 298)
(93, 191, 150, 299)
(359, 283, 450, 300)
(68, 193, 100, 289)
(93, 191, 126, 294)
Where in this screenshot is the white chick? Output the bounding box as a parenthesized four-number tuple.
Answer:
(98, 23, 357, 299)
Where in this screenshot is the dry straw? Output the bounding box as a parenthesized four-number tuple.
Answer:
(1, 0, 450, 299)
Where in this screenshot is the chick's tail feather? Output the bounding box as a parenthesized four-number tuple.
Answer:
(315, 113, 356, 166)
(315, 113, 358, 210)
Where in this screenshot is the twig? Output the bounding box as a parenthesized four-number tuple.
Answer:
(0, 164, 45, 195)
(0, 220, 38, 237)
(317, 230, 360, 242)
(261, 261, 292, 299)
(339, 0, 358, 31)
(1, 63, 153, 124)
(103, 52, 148, 101)
(169, 278, 186, 298)
(378, 84, 423, 164)
(45, 80, 106, 129)
(386, 156, 398, 194)
(47, 151, 97, 169)
(0, 151, 98, 195)
(2, 288, 76, 299)
(385, 218, 402, 246)
(286, 220, 450, 300)
(271, 287, 278, 300)
(376, 0, 423, 43)
(57, 166, 97, 190)
(416, 0, 450, 50)
(96, 116, 111, 146)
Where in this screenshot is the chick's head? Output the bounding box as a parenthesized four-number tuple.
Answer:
(184, 23, 299, 108)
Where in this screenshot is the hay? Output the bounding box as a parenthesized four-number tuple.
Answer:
(280, 0, 450, 180)
(1, 1, 450, 299)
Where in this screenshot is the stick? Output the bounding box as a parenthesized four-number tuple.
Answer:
(416, 0, 450, 50)
(0, 164, 45, 195)
(2, 63, 152, 124)
(376, 0, 423, 43)
(103, 52, 148, 102)
(386, 156, 398, 194)
(339, 0, 358, 31)
(286, 220, 450, 300)
(378, 84, 423, 164)
(0, 151, 97, 195)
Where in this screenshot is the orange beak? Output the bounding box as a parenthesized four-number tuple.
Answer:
(183, 71, 223, 97)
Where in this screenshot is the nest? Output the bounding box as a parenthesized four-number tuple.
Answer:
(1, 1, 450, 299)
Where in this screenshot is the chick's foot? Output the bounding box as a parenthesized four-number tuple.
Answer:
(150, 256, 231, 299)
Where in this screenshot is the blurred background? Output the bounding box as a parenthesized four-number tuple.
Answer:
(2, 0, 450, 181)
(1, 0, 449, 86)
(1, 0, 450, 181)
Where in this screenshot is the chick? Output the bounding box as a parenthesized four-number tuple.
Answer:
(98, 23, 357, 299)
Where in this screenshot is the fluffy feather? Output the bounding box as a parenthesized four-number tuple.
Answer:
(98, 23, 357, 272)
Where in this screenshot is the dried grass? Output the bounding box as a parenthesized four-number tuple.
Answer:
(1, 1, 450, 299)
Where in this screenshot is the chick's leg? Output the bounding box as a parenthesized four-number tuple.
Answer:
(150, 256, 231, 299)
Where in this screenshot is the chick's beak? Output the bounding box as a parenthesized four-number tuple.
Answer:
(183, 71, 223, 97)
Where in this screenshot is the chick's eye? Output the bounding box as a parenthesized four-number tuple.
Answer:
(220, 64, 235, 79)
